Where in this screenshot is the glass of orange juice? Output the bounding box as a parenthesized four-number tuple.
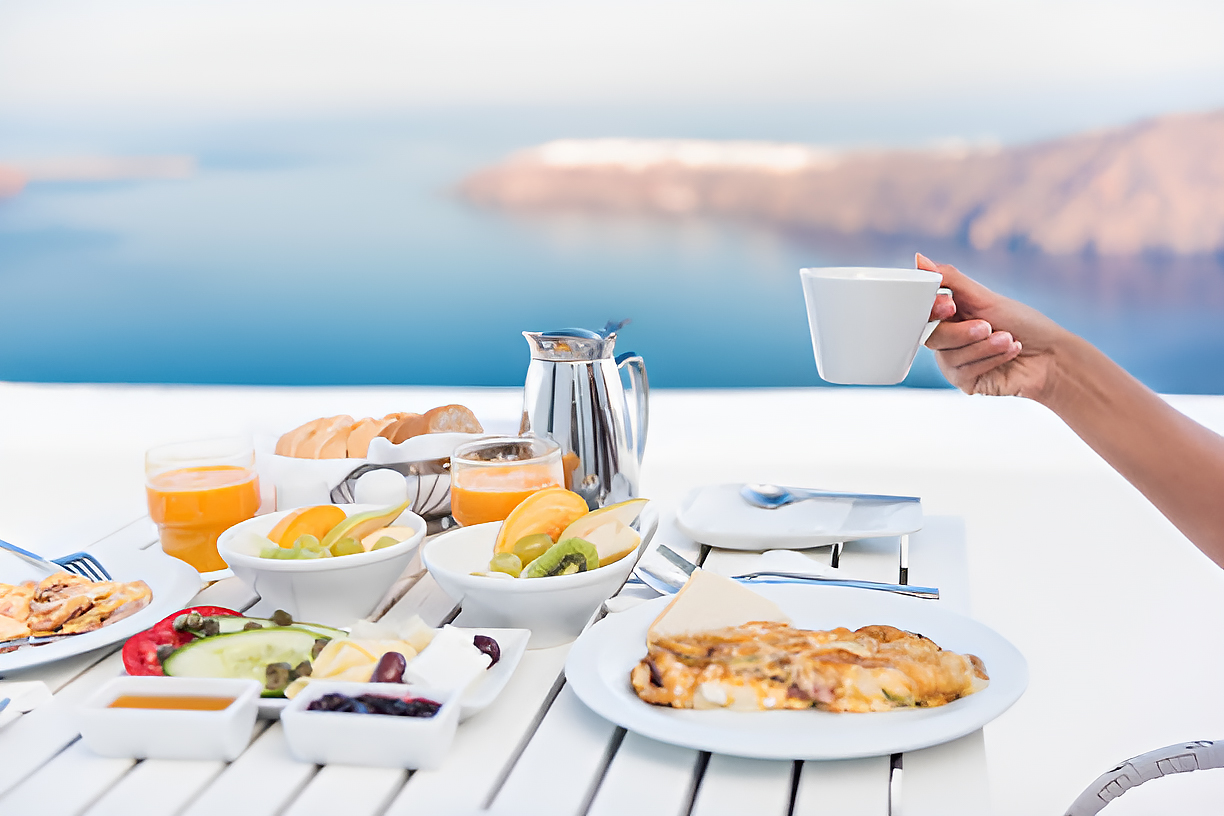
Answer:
(146, 437, 261, 573)
(450, 437, 564, 526)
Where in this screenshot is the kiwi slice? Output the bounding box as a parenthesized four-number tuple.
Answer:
(522, 538, 600, 579)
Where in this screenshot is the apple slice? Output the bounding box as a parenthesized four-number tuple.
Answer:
(558, 498, 649, 567)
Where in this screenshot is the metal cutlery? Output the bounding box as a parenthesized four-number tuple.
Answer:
(740, 483, 920, 509)
(639, 543, 938, 599)
(0, 538, 112, 582)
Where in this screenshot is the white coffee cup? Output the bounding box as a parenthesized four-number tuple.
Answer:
(800, 266, 948, 385)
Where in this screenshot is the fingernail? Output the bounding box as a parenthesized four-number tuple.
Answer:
(915, 252, 933, 268)
(1011, 341, 1022, 354)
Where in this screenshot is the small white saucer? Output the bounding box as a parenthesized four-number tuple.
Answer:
(675, 484, 923, 550)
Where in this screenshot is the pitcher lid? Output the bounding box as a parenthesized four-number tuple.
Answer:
(523, 327, 617, 361)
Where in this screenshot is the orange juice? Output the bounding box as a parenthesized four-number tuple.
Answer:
(450, 464, 563, 526)
(147, 466, 260, 572)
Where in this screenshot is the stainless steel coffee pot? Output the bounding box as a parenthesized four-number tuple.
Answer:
(521, 326, 648, 509)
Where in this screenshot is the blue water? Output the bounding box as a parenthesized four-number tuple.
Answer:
(3, 111, 1224, 392)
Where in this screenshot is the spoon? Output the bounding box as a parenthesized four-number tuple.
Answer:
(740, 483, 920, 509)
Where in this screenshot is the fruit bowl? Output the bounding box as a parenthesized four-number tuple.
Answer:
(217, 504, 426, 626)
(421, 504, 657, 648)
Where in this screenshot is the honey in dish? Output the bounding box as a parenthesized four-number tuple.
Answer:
(108, 694, 235, 711)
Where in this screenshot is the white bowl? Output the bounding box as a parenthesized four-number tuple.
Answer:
(421, 505, 656, 648)
(217, 504, 426, 626)
(78, 676, 261, 760)
(281, 681, 460, 769)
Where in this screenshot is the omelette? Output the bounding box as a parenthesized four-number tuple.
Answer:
(631, 622, 989, 713)
(0, 572, 153, 643)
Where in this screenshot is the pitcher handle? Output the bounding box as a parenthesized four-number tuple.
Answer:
(616, 351, 649, 465)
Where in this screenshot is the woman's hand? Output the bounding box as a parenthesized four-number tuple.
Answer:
(918, 253, 1069, 403)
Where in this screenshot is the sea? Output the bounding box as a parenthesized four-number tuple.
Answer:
(3, 108, 1224, 393)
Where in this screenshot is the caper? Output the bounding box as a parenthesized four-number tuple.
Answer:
(201, 618, 220, 637)
(271, 609, 293, 627)
(185, 611, 202, 630)
(155, 644, 177, 662)
(172, 613, 190, 631)
(265, 662, 291, 691)
(243, 621, 263, 630)
(312, 638, 329, 659)
(293, 660, 313, 678)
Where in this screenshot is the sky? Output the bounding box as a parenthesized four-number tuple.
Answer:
(2, 0, 1224, 145)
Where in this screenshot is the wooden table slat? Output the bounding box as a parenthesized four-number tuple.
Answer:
(283, 765, 408, 816)
(793, 757, 891, 816)
(0, 652, 126, 801)
(587, 730, 701, 816)
(490, 685, 621, 815)
(384, 645, 569, 816)
(690, 754, 795, 816)
(84, 732, 269, 816)
(179, 723, 316, 816)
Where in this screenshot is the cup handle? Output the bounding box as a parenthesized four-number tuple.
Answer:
(921, 287, 954, 345)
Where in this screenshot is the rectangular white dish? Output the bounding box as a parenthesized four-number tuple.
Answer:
(281, 681, 460, 769)
(78, 676, 261, 761)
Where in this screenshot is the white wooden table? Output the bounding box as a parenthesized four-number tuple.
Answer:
(5, 383, 1224, 814)
(0, 504, 987, 816)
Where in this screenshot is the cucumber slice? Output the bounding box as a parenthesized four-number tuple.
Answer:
(207, 616, 345, 640)
(163, 627, 326, 696)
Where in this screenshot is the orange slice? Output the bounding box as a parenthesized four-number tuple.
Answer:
(268, 505, 348, 548)
(493, 487, 590, 554)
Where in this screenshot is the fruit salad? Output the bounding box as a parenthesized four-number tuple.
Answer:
(241, 502, 416, 560)
(483, 490, 647, 578)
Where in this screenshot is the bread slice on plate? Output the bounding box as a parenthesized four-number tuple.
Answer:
(347, 417, 396, 458)
(423, 405, 483, 434)
(648, 569, 790, 642)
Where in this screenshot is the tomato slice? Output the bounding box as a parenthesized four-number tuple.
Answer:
(121, 605, 241, 676)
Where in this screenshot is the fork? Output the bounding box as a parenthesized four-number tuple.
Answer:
(0, 538, 112, 582)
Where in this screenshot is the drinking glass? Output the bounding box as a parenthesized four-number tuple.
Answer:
(146, 437, 260, 572)
(449, 436, 564, 526)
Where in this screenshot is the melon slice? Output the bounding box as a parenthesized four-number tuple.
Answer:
(558, 498, 648, 567)
(493, 488, 590, 554)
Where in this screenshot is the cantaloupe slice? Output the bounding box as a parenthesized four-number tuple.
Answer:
(558, 498, 648, 567)
(493, 487, 590, 554)
(267, 505, 348, 548)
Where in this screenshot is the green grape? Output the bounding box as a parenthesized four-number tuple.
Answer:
(330, 537, 364, 557)
(512, 534, 553, 565)
(489, 552, 524, 577)
(293, 534, 324, 551)
(371, 536, 399, 551)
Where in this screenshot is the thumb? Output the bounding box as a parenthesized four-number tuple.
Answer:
(915, 253, 993, 305)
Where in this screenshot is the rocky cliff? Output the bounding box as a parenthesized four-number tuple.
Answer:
(459, 110, 1224, 256)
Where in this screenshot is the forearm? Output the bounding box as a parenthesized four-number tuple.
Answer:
(1039, 333, 1224, 567)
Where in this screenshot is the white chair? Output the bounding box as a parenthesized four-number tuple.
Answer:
(1065, 741, 1224, 814)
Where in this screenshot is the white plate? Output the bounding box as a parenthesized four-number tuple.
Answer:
(675, 484, 923, 550)
(0, 545, 202, 673)
(565, 584, 1027, 760)
(256, 627, 529, 721)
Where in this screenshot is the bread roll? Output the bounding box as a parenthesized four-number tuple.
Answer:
(347, 417, 396, 458)
(424, 405, 483, 434)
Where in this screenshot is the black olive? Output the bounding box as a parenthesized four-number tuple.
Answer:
(371, 652, 407, 683)
(271, 609, 293, 627)
(473, 635, 500, 668)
